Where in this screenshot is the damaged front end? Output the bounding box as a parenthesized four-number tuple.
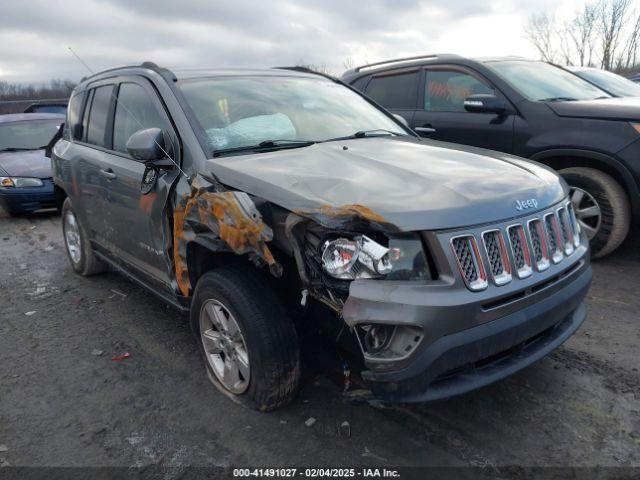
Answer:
(172, 177, 432, 368)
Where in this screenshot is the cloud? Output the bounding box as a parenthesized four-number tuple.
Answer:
(0, 0, 563, 83)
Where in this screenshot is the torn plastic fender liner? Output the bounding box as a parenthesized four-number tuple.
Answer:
(294, 204, 399, 234)
(173, 176, 280, 296)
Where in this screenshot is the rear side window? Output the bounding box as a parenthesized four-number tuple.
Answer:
(365, 72, 419, 109)
(112, 83, 167, 154)
(425, 70, 493, 112)
(85, 85, 114, 147)
(66, 92, 84, 140)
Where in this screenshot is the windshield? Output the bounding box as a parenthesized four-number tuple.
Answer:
(487, 61, 610, 101)
(574, 69, 640, 97)
(0, 120, 62, 151)
(179, 75, 407, 154)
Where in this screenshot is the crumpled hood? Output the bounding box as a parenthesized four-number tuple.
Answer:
(0, 149, 52, 178)
(207, 137, 566, 231)
(546, 97, 640, 121)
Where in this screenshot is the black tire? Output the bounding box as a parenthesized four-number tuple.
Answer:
(61, 198, 107, 276)
(190, 265, 300, 411)
(560, 167, 631, 258)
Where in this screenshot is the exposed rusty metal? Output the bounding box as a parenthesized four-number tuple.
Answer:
(294, 204, 398, 233)
(173, 176, 280, 296)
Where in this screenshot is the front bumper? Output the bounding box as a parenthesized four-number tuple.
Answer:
(356, 263, 590, 403)
(0, 178, 55, 214)
(342, 199, 592, 403)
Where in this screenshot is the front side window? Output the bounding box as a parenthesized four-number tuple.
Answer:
(365, 72, 419, 109)
(0, 120, 63, 151)
(425, 70, 494, 112)
(85, 85, 114, 147)
(487, 61, 610, 101)
(113, 83, 167, 153)
(179, 76, 407, 154)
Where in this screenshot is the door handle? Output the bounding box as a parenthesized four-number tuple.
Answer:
(99, 168, 117, 180)
(415, 126, 436, 134)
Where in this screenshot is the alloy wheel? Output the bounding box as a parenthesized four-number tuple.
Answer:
(64, 210, 82, 264)
(569, 186, 602, 240)
(199, 299, 250, 394)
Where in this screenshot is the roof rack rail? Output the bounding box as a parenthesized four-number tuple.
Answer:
(274, 66, 343, 84)
(347, 54, 448, 74)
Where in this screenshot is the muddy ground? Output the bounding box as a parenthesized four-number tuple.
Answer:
(0, 210, 638, 477)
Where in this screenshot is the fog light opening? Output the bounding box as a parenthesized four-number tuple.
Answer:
(362, 324, 394, 354)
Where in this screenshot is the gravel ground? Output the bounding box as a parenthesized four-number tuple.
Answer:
(0, 209, 639, 476)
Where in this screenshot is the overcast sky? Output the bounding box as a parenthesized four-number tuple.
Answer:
(2, 0, 582, 84)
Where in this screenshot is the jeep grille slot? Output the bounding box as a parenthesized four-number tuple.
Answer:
(544, 213, 564, 264)
(557, 207, 575, 255)
(482, 230, 511, 286)
(566, 202, 581, 247)
(451, 235, 487, 291)
(507, 225, 532, 279)
(528, 219, 550, 271)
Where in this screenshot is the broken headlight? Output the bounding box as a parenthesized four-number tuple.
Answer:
(321, 234, 430, 281)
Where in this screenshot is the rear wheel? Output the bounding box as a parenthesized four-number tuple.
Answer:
(61, 198, 107, 275)
(560, 167, 631, 258)
(191, 265, 300, 411)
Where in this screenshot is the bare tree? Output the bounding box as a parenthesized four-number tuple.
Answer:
(598, 0, 632, 70)
(567, 3, 598, 66)
(524, 13, 558, 63)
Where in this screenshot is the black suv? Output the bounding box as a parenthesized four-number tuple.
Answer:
(343, 54, 639, 258)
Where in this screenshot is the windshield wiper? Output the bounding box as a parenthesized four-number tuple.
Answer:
(324, 129, 407, 142)
(539, 97, 578, 102)
(213, 139, 315, 157)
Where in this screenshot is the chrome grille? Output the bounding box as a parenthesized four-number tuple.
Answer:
(544, 213, 564, 264)
(507, 225, 532, 278)
(447, 200, 581, 292)
(558, 207, 575, 255)
(451, 235, 487, 291)
(482, 230, 511, 285)
(528, 219, 550, 271)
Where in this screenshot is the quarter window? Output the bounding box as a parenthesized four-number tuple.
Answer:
(365, 71, 419, 109)
(425, 70, 493, 112)
(113, 83, 167, 154)
(85, 85, 114, 147)
(65, 91, 84, 140)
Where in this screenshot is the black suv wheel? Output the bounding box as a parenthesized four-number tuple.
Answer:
(190, 265, 300, 411)
(561, 167, 631, 258)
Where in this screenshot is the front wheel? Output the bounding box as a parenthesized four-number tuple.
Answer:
(190, 265, 300, 411)
(560, 167, 631, 258)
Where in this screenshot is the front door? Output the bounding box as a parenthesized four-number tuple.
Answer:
(100, 78, 180, 286)
(412, 66, 515, 153)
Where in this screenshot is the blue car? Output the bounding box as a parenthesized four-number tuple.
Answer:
(0, 113, 64, 214)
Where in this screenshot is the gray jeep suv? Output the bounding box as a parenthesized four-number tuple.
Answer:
(52, 63, 591, 410)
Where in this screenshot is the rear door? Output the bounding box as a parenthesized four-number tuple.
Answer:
(362, 69, 420, 126)
(412, 66, 515, 152)
(73, 83, 116, 245)
(100, 77, 179, 286)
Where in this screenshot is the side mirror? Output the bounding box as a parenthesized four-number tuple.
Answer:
(126, 128, 165, 161)
(463, 94, 506, 114)
(393, 113, 409, 128)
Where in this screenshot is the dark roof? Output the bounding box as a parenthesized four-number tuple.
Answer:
(0, 112, 65, 124)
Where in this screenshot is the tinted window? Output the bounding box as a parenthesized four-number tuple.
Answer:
(365, 72, 418, 109)
(81, 89, 94, 142)
(487, 61, 609, 101)
(85, 86, 113, 147)
(350, 75, 370, 92)
(66, 92, 84, 140)
(112, 83, 168, 153)
(425, 70, 493, 112)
